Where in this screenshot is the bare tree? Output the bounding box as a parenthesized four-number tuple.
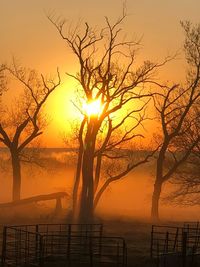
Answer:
(165, 159, 200, 206)
(0, 61, 60, 201)
(151, 21, 200, 221)
(164, 107, 200, 206)
(49, 11, 168, 222)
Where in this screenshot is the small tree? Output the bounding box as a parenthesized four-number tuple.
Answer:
(49, 11, 168, 222)
(151, 21, 200, 221)
(0, 61, 60, 201)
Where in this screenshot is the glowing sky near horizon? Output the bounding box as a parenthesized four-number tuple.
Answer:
(0, 0, 199, 147)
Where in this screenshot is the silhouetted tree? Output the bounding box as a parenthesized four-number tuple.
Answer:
(164, 108, 200, 206)
(0, 61, 60, 201)
(49, 11, 168, 222)
(151, 21, 200, 221)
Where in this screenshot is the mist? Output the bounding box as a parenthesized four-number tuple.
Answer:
(0, 148, 199, 223)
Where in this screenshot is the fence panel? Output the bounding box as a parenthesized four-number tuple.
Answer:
(151, 224, 200, 267)
(1, 223, 127, 267)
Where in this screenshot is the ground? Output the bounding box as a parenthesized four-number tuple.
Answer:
(0, 211, 159, 267)
(0, 207, 183, 267)
(102, 219, 156, 267)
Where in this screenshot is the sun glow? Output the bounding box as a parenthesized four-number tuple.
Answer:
(83, 99, 104, 117)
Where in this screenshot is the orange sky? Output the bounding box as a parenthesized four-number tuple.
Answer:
(0, 0, 199, 147)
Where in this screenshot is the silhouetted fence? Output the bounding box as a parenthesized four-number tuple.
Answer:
(1, 223, 127, 267)
(151, 223, 200, 267)
(1, 226, 42, 267)
(42, 234, 127, 267)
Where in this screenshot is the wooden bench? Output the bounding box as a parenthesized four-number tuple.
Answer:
(0, 192, 68, 215)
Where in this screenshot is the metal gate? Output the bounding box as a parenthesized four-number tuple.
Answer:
(150, 223, 200, 267)
(1, 224, 127, 267)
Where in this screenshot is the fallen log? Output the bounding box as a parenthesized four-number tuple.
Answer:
(0, 192, 68, 214)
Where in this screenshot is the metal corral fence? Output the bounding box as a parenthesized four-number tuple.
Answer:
(1, 226, 42, 267)
(1, 224, 127, 267)
(150, 223, 200, 267)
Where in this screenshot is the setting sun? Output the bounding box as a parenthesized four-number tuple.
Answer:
(83, 99, 104, 117)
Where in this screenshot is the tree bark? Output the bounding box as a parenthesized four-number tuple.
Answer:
(94, 154, 102, 194)
(72, 119, 85, 221)
(72, 145, 83, 220)
(11, 150, 21, 201)
(151, 140, 168, 221)
(151, 180, 162, 221)
(79, 118, 98, 223)
(79, 144, 95, 222)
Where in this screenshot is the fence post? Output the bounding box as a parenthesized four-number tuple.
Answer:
(39, 235, 44, 267)
(117, 240, 120, 266)
(35, 225, 39, 261)
(165, 232, 169, 254)
(174, 228, 179, 251)
(1, 227, 7, 267)
(157, 241, 160, 267)
(99, 225, 103, 261)
(89, 236, 93, 267)
(182, 231, 187, 267)
(123, 239, 127, 267)
(67, 224, 71, 263)
(150, 225, 154, 258)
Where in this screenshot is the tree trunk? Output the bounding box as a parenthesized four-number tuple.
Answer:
(79, 119, 97, 223)
(151, 140, 168, 221)
(79, 144, 95, 222)
(72, 119, 85, 221)
(151, 180, 162, 221)
(11, 151, 21, 201)
(72, 145, 83, 220)
(94, 154, 102, 194)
